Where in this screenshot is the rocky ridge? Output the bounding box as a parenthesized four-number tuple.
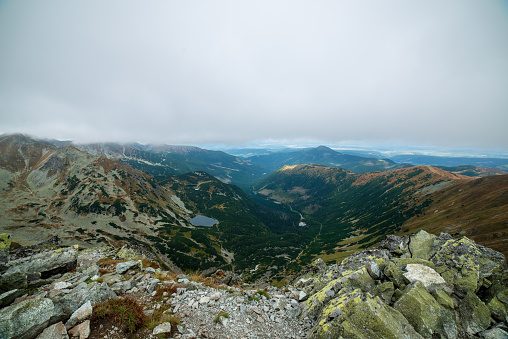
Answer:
(0, 230, 507, 338)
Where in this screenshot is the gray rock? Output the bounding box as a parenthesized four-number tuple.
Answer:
(480, 327, 508, 339)
(148, 278, 160, 293)
(0, 271, 27, 293)
(153, 322, 172, 335)
(409, 230, 437, 260)
(379, 234, 410, 255)
(36, 322, 69, 339)
(0, 288, 24, 308)
(4, 247, 77, 279)
(65, 300, 92, 330)
(115, 260, 140, 274)
(0, 297, 54, 339)
(145, 267, 156, 274)
(459, 292, 492, 335)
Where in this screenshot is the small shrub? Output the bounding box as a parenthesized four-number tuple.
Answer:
(213, 311, 229, 323)
(97, 257, 126, 268)
(255, 289, 270, 299)
(141, 258, 160, 269)
(93, 297, 146, 334)
(152, 284, 178, 302)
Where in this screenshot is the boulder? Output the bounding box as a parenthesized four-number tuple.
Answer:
(409, 230, 437, 260)
(479, 327, 508, 339)
(383, 261, 408, 289)
(0, 297, 54, 339)
(310, 289, 423, 339)
(403, 264, 450, 293)
(65, 300, 92, 330)
(487, 289, 508, 322)
(115, 260, 141, 274)
(0, 271, 27, 293)
(153, 322, 172, 335)
(0, 288, 24, 308)
(4, 247, 77, 279)
(68, 319, 90, 339)
(36, 322, 69, 339)
(394, 281, 442, 338)
(379, 234, 410, 255)
(371, 282, 394, 304)
(459, 292, 491, 335)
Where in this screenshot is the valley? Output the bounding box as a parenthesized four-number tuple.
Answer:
(0, 134, 507, 285)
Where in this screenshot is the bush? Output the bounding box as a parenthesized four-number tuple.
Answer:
(93, 297, 147, 334)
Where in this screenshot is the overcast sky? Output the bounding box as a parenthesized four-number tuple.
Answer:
(1, 1, 507, 150)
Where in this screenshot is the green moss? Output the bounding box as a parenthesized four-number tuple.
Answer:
(0, 233, 12, 251)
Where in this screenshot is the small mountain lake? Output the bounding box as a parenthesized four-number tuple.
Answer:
(190, 215, 219, 227)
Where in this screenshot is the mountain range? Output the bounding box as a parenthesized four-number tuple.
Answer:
(0, 133, 507, 283)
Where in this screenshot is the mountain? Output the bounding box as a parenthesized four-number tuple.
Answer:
(247, 145, 408, 174)
(389, 154, 508, 171)
(58, 142, 266, 189)
(0, 134, 301, 276)
(435, 165, 508, 177)
(254, 164, 508, 266)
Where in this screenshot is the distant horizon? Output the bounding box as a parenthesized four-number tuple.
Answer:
(3, 131, 508, 159)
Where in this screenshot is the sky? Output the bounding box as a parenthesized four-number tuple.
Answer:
(1, 1, 508, 151)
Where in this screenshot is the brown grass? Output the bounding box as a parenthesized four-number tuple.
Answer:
(92, 297, 147, 334)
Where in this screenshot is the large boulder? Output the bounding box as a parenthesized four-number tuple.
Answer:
(379, 234, 410, 255)
(459, 292, 492, 335)
(409, 230, 437, 260)
(36, 322, 69, 339)
(0, 297, 54, 339)
(115, 260, 141, 274)
(309, 289, 423, 339)
(394, 281, 442, 338)
(402, 264, 450, 293)
(0, 271, 27, 293)
(4, 247, 78, 279)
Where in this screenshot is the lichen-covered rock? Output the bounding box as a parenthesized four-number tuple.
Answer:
(0, 297, 54, 339)
(303, 277, 343, 319)
(310, 289, 423, 339)
(459, 292, 491, 335)
(115, 260, 141, 274)
(339, 249, 391, 273)
(403, 264, 450, 293)
(0, 288, 24, 308)
(383, 261, 408, 288)
(431, 237, 482, 296)
(394, 281, 442, 338)
(0, 233, 12, 252)
(487, 289, 508, 322)
(0, 270, 27, 293)
(4, 246, 77, 279)
(370, 281, 394, 304)
(379, 234, 410, 255)
(409, 230, 437, 260)
(393, 258, 436, 270)
(432, 289, 455, 310)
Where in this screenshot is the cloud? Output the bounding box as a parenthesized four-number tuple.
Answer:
(0, 0, 507, 148)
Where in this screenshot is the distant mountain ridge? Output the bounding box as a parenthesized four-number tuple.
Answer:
(247, 145, 409, 174)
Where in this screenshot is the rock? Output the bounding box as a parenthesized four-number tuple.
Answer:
(409, 230, 437, 260)
(310, 289, 423, 339)
(459, 292, 491, 335)
(431, 237, 506, 297)
(220, 272, 242, 286)
(383, 261, 407, 288)
(153, 322, 172, 335)
(392, 258, 436, 270)
(0, 233, 12, 253)
(0, 297, 54, 339)
(371, 281, 394, 304)
(394, 281, 441, 338)
(339, 249, 391, 273)
(403, 264, 449, 292)
(53, 281, 72, 290)
(145, 267, 156, 274)
(199, 296, 210, 304)
(0, 271, 27, 293)
(36, 322, 69, 339)
(65, 300, 92, 330)
(68, 319, 90, 339)
(488, 289, 508, 322)
(0, 288, 24, 308)
(4, 247, 77, 279)
(148, 278, 160, 293)
(432, 289, 455, 310)
(298, 290, 307, 301)
(479, 327, 508, 339)
(115, 260, 141, 274)
(379, 234, 410, 255)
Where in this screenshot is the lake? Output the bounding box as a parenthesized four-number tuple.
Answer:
(190, 215, 219, 227)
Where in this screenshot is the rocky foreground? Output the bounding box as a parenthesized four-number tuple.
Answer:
(0, 230, 507, 338)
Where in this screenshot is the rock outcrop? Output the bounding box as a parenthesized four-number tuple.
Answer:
(294, 230, 508, 338)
